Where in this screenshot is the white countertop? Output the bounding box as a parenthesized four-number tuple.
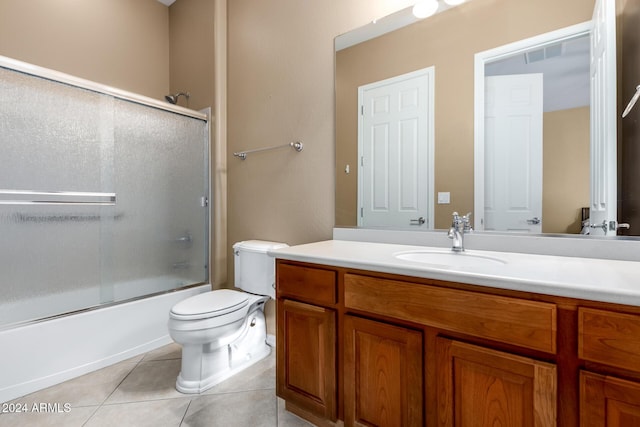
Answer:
(269, 240, 640, 307)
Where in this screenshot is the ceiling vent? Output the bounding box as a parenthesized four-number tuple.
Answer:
(525, 43, 564, 64)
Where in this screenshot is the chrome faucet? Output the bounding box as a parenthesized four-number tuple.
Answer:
(448, 212, 472, 252)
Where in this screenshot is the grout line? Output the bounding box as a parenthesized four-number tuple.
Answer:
(178, 399, 193, 427)
(80, 405, 102, 427)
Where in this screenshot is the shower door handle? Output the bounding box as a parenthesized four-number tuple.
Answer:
(0, 189, 116, 205)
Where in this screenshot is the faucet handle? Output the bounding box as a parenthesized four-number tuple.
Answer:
(463, 212, 473, 231)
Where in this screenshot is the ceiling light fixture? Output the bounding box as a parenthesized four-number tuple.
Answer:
(444, 0, 467, 5)
(412, 0, 439, 19)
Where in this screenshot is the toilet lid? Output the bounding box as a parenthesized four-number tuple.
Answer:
(170, 289, 249, 320)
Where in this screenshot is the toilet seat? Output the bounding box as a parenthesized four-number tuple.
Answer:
(170, 289, 249, 321)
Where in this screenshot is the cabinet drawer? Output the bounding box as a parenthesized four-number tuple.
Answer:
(277, 263, 337, 306)
(579, 308, 640, 372)
(344, 273, 557, 353)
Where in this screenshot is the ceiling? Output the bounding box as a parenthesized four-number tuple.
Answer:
(485, 35, 590, 112)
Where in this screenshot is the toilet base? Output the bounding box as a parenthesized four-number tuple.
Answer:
(175, 307, 271, 394)
(176, 343, 271, 394)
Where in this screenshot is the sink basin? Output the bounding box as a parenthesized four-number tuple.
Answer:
(394, 250, 507, 268)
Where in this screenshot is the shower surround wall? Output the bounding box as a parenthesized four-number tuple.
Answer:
(0, 56, 210, 402)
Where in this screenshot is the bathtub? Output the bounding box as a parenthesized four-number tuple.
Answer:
(0, 282, 210, 403)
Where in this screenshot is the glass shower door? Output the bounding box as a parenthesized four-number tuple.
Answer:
(110, 100, 209, 302)
(0, 64, 209, 328)
(0, 67, 116, 326)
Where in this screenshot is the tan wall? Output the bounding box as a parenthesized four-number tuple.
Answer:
(169, 0, 228, 288)
(542, 107, 591, 234)
(335, 0, 595, 229)
(169, 0, 215, 111)
(0, 0, 169, 100)
(227, 0, 418, 334)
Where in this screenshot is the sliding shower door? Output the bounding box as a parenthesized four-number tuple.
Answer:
(0, 62, 209, 328)
(110, 100, 209, 301)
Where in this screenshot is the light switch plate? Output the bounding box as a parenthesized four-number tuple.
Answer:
(438, 192, 450, 204)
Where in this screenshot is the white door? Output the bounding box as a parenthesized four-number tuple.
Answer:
(589, 0, 617, 235)
(358, 67, 434, 228)
(484, 74, 543, 232)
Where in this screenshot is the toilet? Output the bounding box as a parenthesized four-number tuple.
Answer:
(168, 240, 287, 393)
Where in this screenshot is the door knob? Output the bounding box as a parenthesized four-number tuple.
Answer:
(526, 217, 541, 225)
(410, 217, 425, 226)
(612, 221, 630, 230)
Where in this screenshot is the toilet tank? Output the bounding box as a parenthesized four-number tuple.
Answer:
(233, 240, 288, 299)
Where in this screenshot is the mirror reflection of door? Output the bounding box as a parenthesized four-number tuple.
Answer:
(475, 24, 592, 234)
(358, 67, 434, 228)
(484, 74, 543, 232)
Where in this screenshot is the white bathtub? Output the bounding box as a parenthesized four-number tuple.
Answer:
(0, 283, 210, 403)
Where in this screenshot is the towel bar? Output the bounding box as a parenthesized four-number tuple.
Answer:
(233, 141, 303, 160)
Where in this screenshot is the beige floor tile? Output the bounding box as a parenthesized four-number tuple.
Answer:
(182, 389, 277, 427)
(142, 343, 182, 362)
(105, 359, 184, 404)
(0, 404, 97, 427)
(8, 360, 139, 408)
(2, 343, 284, 426)
(85, 398, 191, 427)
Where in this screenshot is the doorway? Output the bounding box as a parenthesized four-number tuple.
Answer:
(474, 22, 596, 234)
(357, 67, 435, 228)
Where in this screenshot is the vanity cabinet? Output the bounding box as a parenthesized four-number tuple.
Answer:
(344, 272, 557, 427)
(275, 259, 640, 427)
(275, 263, 338, 423)
(344, 315, 423, 427)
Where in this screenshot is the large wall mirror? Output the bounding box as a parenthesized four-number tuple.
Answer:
(335, 0, 639, 238)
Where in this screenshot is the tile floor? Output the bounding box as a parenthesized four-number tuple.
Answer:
(0, 343, 314, 427)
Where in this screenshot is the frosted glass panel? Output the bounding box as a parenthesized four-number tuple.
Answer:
(0, 68, 114, 192)
(110, 100, 208, 301)
(0, 65, 208, 327)
(0, 67, 114, 326)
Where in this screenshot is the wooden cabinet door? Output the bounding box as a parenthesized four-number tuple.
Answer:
(344, 315, 423, 427)
(277, 299, 337, 420)
(437, 338, 557, 427)
(581, 371, 640, 427)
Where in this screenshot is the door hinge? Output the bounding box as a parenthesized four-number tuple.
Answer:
(360, 207, 363, 217)
(201, 197, 209, 207)
(361, 105, 364, 115)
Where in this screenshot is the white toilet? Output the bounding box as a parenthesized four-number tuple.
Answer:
(168, 240, 287, 393)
